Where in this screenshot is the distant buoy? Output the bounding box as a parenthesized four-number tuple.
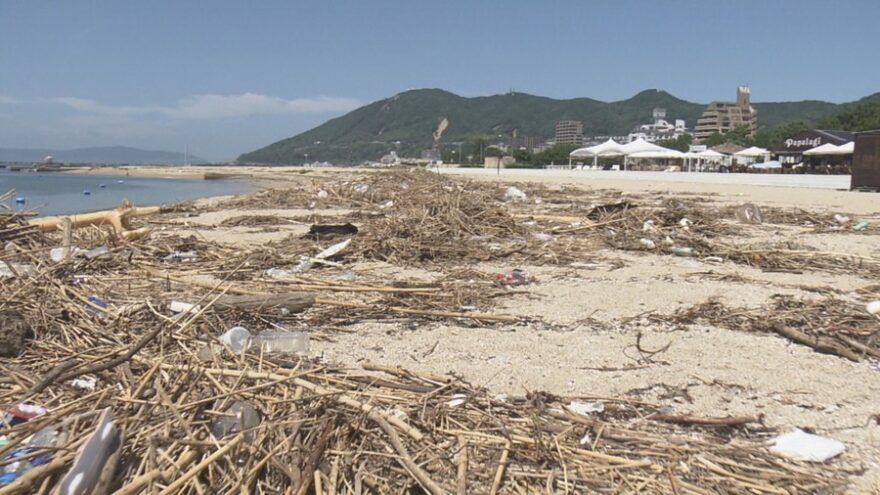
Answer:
(83, 190, 91, 196)
(99, 183, 107, 188)
(117, 180, 124, 184)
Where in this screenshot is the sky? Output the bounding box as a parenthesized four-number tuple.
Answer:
(2, 0, 879, 161)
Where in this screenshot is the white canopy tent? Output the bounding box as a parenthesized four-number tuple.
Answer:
(569, 139, 626, 168)
(803, 142, 854, 156)
(803, 143, 841, 155)
(619, 138, 680, 170)
(683, 149, 727, 172)
(569, 138, 684, 170)
(735, 146, 771, 157)
(628, 149, 684, 159)
(619, 138, 669, 155)
(734, 146, 771, 165)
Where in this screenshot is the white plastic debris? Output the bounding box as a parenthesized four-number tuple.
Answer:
(316, 239, 351, 260)
(661, 236, 674, 247)
(163, 250, 198, 262)
(336, 270, 359, 282)
(353, 183, 369, 194)
(642, 220, 656, 232)
(316, 190, 328, 199)
(769, 429, 845, 462)
(266, 267, 292, 279)
(504, 186, 527, 202)
(50, 247, 74, 262)
(380, 200, 394, 209)
(579, 433, 592, 445)
(219, 327, 252, 354)
(169, 301, 200, 314)
(833, 214, 850, 225)
(867, 300, 880, 315)
(446, 394, 467, 408)
(679, 218, 692, 227)
(566, 400, 605, 415)
(639, 238, 656, 250)
(0, 263, 35, 278)
(386, 408, 408, 422)
(531, 232, 555, 242)
(71, 376, 97, 392)
(671, 246, 694, 257)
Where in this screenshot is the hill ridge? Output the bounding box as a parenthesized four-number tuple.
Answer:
(239, 89, 879, 164)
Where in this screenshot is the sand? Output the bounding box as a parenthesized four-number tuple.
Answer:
(125, 166, 880, 490)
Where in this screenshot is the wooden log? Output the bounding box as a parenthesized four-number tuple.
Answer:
(214, 292, 316, 313)
(29, 205, 162, 234)
(768, 324, 861, 362)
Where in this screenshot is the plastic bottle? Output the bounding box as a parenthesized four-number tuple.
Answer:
(252, 331, 309, 355)
(671, 247, 694, 257)
(219, 327, 251, 354)
(84, 246, 109, 259)
(211, 401, 260, 441)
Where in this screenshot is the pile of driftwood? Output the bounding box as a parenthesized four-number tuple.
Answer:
(0, 346, 849, 494)
(663, 295, 880, 363)
(0, 174, 873, 493)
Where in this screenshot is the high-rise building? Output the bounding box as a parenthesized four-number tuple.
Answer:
(694, 86, 758, 141)
(510, 129, 545, 152)
(554, 120, 584, 146)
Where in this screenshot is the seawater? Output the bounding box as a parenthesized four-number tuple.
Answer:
(0, 169, 251, 216)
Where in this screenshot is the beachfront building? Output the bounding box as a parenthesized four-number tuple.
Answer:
(626, 108, 689, 143)
(555, 120, 584, 146)
(771, 129, 855, 167)
(694, 86, 758, 141)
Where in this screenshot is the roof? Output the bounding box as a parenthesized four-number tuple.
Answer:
(813, 129, 855, 143)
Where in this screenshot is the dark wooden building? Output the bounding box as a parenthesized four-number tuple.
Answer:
(851, 130, 880, 191)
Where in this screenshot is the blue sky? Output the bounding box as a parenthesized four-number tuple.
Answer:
(2, 0, 878, 160)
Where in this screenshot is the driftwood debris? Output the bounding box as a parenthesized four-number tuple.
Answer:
(214, 292, 316, 313)
(768, 323, 862, 362)
(28, 202, 162, 236)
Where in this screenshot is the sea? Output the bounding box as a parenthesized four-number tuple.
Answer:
(0, 169, 251, 216)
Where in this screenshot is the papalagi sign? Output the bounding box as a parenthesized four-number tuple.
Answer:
(785, 137, 821, 148)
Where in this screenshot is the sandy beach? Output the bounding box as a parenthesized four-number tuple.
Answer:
(5, 165, 880, 492)
(171, 167, 880, 489)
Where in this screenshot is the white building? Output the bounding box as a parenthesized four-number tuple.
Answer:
(626, 108, 690, 143)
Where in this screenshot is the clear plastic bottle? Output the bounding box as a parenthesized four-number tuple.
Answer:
(219, 327, 251, 354)
(252, 331, 309, 355)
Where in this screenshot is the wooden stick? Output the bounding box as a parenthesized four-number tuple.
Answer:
(113, 449, 199, 495)
(456, 437, 468, 495)
(214, 292, 315, 313)
(157, 434, 244, 495)
(369, 412, 448, 495)
(651, 414, 759, 427)
(489, 440, 511, 495)
(154, 363, 425, 441)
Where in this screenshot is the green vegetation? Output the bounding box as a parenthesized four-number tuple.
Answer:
(238, 89, 877, 164)
(818, 97, 880, 131)
(657, 134, 693, 152)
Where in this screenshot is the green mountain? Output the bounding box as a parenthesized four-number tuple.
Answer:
(818, 92, 880, 131)
(239, 88, 877, 164)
